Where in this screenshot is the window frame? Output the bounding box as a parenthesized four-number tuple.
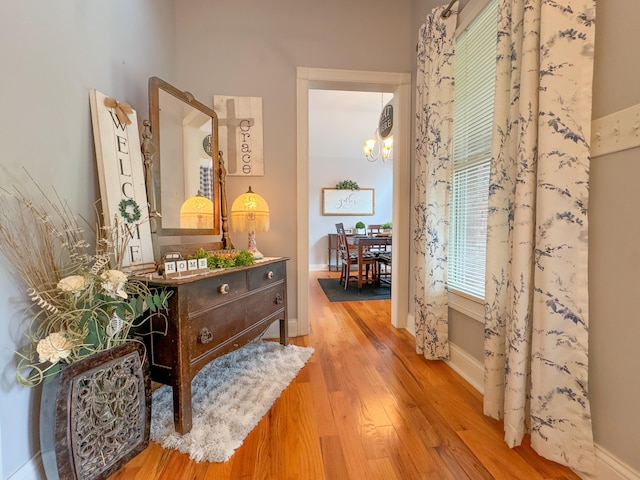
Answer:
(447, 0, 498, 322)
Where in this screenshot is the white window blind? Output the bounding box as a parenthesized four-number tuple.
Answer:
(448, 0, 498, 300)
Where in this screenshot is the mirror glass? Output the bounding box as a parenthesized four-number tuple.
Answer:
(149, 77, 221, 237)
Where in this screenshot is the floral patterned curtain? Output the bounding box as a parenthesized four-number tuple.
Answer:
(483, 0, 596, 474)
(414, 3, 457, 360)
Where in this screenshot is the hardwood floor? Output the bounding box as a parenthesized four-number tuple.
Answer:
(109, 270, 581, 480)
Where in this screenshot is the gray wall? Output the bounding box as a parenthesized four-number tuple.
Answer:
(1, 0, 638, 477)
(0, 2, 175, 477)
(410, 0, 640, 474)
(589, 0, 640, 471)
(173, 0, 413, 317)
(0, 1, 412, 477)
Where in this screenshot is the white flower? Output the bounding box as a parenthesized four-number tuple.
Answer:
(57, 275, 87, 294)
(101, 269, 128, 299)
(106, 312, 124, 338)
(36, 332, 73, 364)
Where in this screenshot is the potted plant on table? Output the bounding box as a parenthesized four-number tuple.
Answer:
(0, 180, 170, 480)
(355, 221, 366, 235)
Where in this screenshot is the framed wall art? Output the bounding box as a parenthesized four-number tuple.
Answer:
(213, 95, 264, 176)
(322, 188, 375, 216)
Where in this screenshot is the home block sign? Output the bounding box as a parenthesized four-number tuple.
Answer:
(213, 95, 264, 176)
(89, 89, 155, 273)
(163, 257, 208, 279)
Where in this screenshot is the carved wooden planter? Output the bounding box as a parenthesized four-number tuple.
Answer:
(40, 342, 150, 480)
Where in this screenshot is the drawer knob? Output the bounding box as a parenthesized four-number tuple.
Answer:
(275, 293, 283, 305)
(218, 283, 230, 294)
(267, 270, 274, 279)
(198, 328, 214, 344)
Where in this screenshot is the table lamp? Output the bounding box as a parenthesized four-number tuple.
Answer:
(230, 186, 269, 259)
(180, 192, 214, 229)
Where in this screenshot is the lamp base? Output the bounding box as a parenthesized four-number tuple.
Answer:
(250, 249, 264, 260)
(246, 230, 264, 260)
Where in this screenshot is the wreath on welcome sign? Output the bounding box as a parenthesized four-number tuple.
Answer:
(118, 198, 141, 224)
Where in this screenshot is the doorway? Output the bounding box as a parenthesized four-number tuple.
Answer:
(296, 67, 411, 336)
(307, 89, 393, 272)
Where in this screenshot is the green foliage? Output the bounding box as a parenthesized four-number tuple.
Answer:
(355, 221, 366, 229)
(381, 222, 392, 230)
(335, 180, 360, 190)
(0, 177, 172, 387)
(190, 248, 256, 269)
(16, 270, 172, 387)
(192, 248, 209, 259)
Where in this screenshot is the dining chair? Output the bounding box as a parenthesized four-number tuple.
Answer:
(376, 251, 392, 286)
(335, 223, 377, 290)
(365, 224, 389, 254)
(367, 224, 382, 236)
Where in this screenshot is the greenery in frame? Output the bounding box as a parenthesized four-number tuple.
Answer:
(381, 221, 392, 230)
(355, 221, 366, 229)
(335, 180, 360, 190)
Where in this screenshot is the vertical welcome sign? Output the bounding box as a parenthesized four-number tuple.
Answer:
(89, 89, 155, 273)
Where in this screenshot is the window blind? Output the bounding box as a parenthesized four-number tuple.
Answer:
(448, 0, 498, 300)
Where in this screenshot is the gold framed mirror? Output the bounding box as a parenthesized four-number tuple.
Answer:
(145, 77, 232, 261)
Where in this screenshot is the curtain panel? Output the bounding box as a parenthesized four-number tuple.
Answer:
(483, 0, 596, 474)
(413, 3, 458, 360)
(415, 0, 597, 473)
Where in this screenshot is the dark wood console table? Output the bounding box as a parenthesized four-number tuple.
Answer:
(138, 257, 289, 434)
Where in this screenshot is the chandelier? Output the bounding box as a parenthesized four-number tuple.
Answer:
(363, 94, 393, 162)
(363, 129, 393, 162)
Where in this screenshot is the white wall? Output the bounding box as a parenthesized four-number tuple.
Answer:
(0, 2, 175, 478)
(308, 90, 394, 269)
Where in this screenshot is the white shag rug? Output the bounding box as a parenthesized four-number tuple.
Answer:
(150, 340, 314, 463)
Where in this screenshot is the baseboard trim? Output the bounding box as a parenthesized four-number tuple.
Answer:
(444, 344, 639, 480)
(445, 342, 485, 394)
(262, 317, 299, 339)
(12, 435, 638, 480)
(404, 316, 638, 480)
(12, 319, 638, 480)
(594, 445, 640, 480)
(8, 453, 43, 480)
(406, 313, 416, 337)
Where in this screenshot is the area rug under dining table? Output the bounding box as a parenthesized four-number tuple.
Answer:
(318, 277, 391, 302)
(150, 340, 314, 463)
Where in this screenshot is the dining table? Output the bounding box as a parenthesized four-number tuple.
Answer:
(347, 235, 392, 291)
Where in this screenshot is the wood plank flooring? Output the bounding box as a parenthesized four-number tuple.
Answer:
(109, 271, 581, 480)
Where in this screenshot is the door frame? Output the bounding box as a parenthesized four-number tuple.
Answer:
(296, 67, 412, 335)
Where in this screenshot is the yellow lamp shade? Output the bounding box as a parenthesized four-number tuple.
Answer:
(180, 195, 214, 229)
(230, 187, 270, 233)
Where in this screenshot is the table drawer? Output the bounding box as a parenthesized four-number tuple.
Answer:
(247, 261, 286, 290)
(184, 269, 248, 313)
(189, 282, 286, 358)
